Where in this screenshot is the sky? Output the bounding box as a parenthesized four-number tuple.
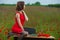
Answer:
(0, 0, 60, 5)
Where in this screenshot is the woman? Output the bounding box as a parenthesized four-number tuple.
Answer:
(12, 1, 28, 40)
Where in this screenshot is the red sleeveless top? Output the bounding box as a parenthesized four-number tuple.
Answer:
(12, 12, 25, 34)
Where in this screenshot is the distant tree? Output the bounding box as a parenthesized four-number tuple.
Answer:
(31, 3, 35, 6)
(34, 2, 40, 6)
(48, 4, 60, 8)
(0, 3, 5, 6)
(26, 1, 41, 6)
(26, 3, 30, 6)
(31, 2, 41, 6)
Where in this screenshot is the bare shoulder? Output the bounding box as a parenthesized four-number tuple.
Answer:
(16, 13, 20, 18)
(23, 11, 26, 14)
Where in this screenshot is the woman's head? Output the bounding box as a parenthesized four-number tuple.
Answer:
(16, 1, 25, 11)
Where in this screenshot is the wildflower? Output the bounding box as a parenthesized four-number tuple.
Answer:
(0, 29, 2, 33)
(8, 37, 11, 40)
(58, 38, 60, 40)
(0, 38, 2, 40)
(4, 31, 8, 35)
(1, 26, 4, 29)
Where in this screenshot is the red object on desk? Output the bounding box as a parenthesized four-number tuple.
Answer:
(38, 33, 50, 37)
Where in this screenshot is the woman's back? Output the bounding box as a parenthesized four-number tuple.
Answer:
(12, 11, 25, 34)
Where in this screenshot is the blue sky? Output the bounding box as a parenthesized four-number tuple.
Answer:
(0, 0, 60, 5)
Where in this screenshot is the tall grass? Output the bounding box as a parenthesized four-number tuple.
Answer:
(0, 6, 60, 40)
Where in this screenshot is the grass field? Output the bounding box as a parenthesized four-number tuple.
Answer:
(0, 6, 60, 40)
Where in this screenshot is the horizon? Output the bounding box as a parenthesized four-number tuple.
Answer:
(0, 0, 60, 5)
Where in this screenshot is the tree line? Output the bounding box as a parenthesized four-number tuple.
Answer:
(0, 2, 60, 8)
(26, 2, 60, 8)
(48, 4, 60, 8)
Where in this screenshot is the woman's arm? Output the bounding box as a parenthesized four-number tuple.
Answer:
(16, 13, 24, 31)
(23, 11, 28, 21)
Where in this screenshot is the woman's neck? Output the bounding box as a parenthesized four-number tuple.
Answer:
(18, 10, 23, 14)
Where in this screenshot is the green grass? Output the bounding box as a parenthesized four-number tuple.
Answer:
(0, 6, 60, 40)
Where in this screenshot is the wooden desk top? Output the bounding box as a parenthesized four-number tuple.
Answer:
(25, 35, 55, 39)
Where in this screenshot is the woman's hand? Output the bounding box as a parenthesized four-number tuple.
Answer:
(23, 31, 29, 35)
(23, 11, 28, 21)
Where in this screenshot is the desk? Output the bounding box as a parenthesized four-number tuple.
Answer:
(13, 34, 55, 40)
(22, 35, 55, 40)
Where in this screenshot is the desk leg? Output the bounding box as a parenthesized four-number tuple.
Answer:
(14, 37, 18, 40)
